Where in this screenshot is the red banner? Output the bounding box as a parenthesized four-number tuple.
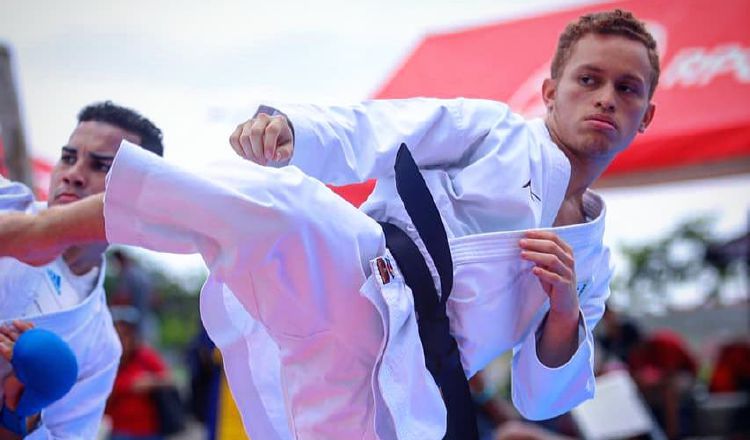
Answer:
(374, 0, 750, 181)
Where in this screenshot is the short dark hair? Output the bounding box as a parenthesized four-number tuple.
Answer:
(78, 101, 164, 156)
(551, 9, 660, 99)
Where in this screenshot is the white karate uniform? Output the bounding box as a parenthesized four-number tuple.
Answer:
(103, 98, 611, 439)
(0, 178, 122, 440)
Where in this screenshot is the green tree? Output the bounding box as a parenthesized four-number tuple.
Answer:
(613, 217, 746, 313)
(104, 249, 206, 351)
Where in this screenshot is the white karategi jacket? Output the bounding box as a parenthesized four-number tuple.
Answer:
(0, 178, 122, 439)
(103, 98, 611, 440)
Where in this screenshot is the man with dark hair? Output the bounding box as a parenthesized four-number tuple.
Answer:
(77, 101, 164, 156)
(0, 101, 162, 438)
(1, 9, 657, 439)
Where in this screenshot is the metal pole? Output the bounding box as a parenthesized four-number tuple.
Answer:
(0, 44, 33, 187)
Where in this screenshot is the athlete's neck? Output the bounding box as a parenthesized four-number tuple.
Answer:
(544, 118, 610, 201)
(63, 243, 105, 275)
(553, 196, 587, 227)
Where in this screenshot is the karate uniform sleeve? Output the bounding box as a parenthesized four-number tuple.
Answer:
(103, 143, 217, 257)
(509, 249, 611, 420)
(103, 140, 309, 275)
(0, 178, 37, 313)
(0, 175, 35, 213)
(280, 98, 516, 185)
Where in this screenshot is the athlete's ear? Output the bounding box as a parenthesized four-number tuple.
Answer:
(639, 103, 656, 133)
(542, 78, 557, 113)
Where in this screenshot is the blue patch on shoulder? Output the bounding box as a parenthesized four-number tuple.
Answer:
(46, 269, 62, 294)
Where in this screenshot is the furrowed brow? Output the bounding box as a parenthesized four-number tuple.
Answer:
(89, 152, 115, 161)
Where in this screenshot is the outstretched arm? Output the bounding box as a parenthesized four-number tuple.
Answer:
(230, 98, 515, 185)
(0, 194, 105, 266)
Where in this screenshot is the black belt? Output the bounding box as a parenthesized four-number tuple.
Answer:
(379, 144, 478, 440)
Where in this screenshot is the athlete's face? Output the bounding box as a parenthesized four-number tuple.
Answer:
(48, 121, 140, 207)
(543, 33, 655, 160)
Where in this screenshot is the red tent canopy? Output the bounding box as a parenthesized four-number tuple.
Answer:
(372, 0, 750, 187)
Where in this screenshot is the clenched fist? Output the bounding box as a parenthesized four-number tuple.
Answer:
(229, 108, 294, 166)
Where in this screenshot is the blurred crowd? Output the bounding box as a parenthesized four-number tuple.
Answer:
(470, 306, 750, 440)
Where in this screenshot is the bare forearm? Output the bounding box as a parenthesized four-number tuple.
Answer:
(40, 193, 107, 245)
(537, 309, 580, 368)
(0, 193, 106, 265)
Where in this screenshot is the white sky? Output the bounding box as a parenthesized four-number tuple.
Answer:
(1, 0, 748, 294)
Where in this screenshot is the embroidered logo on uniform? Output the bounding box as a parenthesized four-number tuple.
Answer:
(577, 281, 588, 296)
(375, 256, 395, 285)
(46, 269, 62, 295)
(523, 180, 541, 202)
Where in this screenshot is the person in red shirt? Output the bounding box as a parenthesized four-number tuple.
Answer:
(106, 306, 172, 440)
(709, 339, 750, 393)
(709, 339, 750, 438)
(628, 330, 698, 440)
